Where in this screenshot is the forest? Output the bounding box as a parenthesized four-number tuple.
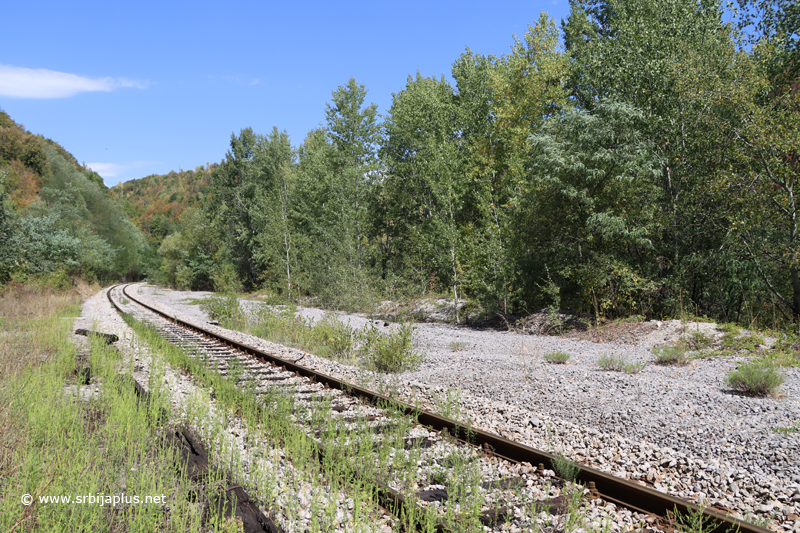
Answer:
(127, 0, 795, 327)
(10, 0, 798, 328)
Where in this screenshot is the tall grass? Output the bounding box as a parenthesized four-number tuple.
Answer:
(200, 295, 423, 372)
(0, 286, 206, 532)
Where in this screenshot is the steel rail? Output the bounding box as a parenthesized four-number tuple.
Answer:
(117, 283, 770, 533)
(107, 285, 446, 532)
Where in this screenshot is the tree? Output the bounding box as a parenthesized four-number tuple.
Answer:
(324, 78, 381, 273)
(206, 128, 259, 287)
(526, 100, 661, 315)
(562, 0, 751, 316)
(249, 128, 296, 298)
(712, 45, 800, 321)
(382, 73, 467, 320)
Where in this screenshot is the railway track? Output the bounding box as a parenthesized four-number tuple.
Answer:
(108, 283, 770, 533)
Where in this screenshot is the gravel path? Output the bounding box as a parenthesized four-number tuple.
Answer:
(134, 284, 800, 531)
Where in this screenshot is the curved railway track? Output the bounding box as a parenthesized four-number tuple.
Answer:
(108, 283, 770, 533)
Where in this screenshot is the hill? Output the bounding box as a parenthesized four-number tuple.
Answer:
(111, 165, 215, 246)
(0, 109, 147, 284)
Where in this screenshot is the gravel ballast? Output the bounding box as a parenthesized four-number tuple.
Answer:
(131, 284, 800, 531)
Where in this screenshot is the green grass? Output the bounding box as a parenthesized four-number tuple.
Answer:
(201, 296, 423, 373)
(543, 351, 571, 364)
(652, 343, 690, 365)
(449, 341, 467, 352)
(773, 423, 800, 434)
(550, 454, 581, 482)
(597, 353, 646, 374)
(684, 330, 713, 350)
(725, 361, 785, 396)
(0, 288, 205, 532)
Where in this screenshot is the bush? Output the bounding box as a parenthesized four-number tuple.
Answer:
(200, 294, 244, 324)
(543, 351, 570, 364)
(725, 362, 784, 396)
(359, 322, 422, 373)
(551, 454, 581, 481)
(310, 312, 355, 357)
(652, 343, 689, 365)
(598, 353, 646, 374)
(685, 330, 713, 350)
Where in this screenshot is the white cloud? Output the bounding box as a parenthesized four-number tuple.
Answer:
(86, 162, 130, 178)
(0, 64, 149, 99)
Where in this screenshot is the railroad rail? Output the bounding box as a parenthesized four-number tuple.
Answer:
(109, 283, 770, 533)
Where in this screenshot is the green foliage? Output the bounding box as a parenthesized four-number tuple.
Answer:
(550, 454, 581, 481)
(449, 341, 467, 352)
(358, 322, 423, 373)
(543, 351, 570, 364)
(597, 353, 646, 374)
(652, 343, 690, 365)
(773, 423, 800, 434)
(685, 330, 714, 350)
(199, 294, 245, 324)
(0, 111, 148, 283)
(725, 361, 785, 395)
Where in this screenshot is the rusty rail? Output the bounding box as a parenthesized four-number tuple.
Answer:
(114, 284, 769, 533)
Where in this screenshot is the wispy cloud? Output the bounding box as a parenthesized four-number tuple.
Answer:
(0, 64, 149, 99)
(85, 162, 131, 178)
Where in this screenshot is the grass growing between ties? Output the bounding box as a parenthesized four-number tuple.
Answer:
(120, 311, 447, 532)
(200, 293, 423, 372)
(0, 285, 210, 532)
(725, 361, 785, 396)
(543, 351, 571, 364)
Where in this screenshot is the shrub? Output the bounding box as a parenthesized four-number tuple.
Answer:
(449, 341, 467, 352)
(359, 322, 422, 373)
(598, 353, 646, 374)
(685, 330, 713, 350)
(598, 353, 625, 371)
(725, 362, 784, 396)
(551, 454, 581, 481)
(652, 343, 689, 365)
(543, 351, 570, 364)
(200, 294, 244, 324)
(310, 312, 355, 357)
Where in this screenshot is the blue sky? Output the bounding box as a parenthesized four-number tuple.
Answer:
(1, 0, 571, 186)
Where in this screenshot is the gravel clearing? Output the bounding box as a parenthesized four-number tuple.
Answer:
(130, 284, 800, 531)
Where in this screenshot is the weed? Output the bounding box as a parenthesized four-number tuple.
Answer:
(200, 294, 245, 324)
(652, 343, 690, 365)
(725, 361, 784, 396)
(551, 453, 581, 481)
(668, 502, 722, 533)
(434, 387, 463, 421)
(448, 341, 467, 352)
(624, 361, 647, 374)
(772, 423, 800, 434)
(685, 330, 713, 350)
(311, 312, 355, 357)
(597, 353, 645, 373)
(543, 351, 570, 364)
(358, 322, 422, 373)
(598, 353, 625, 371)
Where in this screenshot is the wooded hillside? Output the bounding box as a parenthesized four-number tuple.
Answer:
(0, 111, 148, 284)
